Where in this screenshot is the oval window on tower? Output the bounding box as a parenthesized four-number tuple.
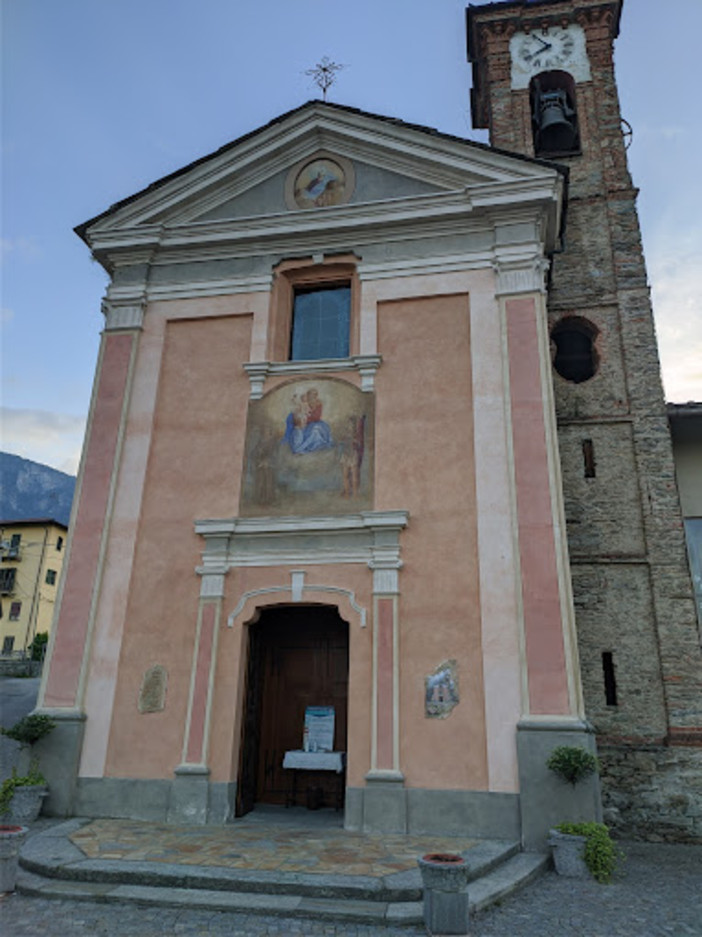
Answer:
(551, 317, 599, 383)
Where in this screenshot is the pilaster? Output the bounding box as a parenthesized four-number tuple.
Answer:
(40, 323, 139, 712)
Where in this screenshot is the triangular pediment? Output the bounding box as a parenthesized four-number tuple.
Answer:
(77, 101, 565, 260)
(189, 159, 448, 225)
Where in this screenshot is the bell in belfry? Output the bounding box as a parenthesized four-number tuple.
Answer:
(534, 88, 578, 154)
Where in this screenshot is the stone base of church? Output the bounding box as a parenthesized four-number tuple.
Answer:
(345, 785, 521, 840)
(32, 709, 86, 818)
(69, 776, 237, 824)
(64, 775, 523, 839)
(517, 718, 602, 851)
(36, 717, 603, 845)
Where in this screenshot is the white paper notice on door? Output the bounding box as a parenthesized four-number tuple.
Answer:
(304, 706, 335, 752)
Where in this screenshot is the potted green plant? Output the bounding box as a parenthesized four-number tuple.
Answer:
(0, 714, 55, 822)
(546, 745, 598, 786)
(549, 821, 621, 883)
(546, 745, 622, 882)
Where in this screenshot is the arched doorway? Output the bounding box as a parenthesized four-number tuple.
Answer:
(236, 604, 349, 816)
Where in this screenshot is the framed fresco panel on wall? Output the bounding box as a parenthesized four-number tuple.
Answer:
(240, 377, 374, 516)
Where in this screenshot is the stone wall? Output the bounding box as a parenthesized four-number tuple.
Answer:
(599, 744, 702, 843)
(467, 0, 702, 843)
(0, 659, 42, 678)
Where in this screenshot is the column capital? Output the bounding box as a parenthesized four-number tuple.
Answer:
(493, 251, 549, 297)
(101, 299, 145, 331)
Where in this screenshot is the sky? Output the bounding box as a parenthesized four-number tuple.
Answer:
(2, 0, 701, 476)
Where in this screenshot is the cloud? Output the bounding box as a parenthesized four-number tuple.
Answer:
(634, 124, 685, 144)
(648, 235, 702, 403)
(0, 236, 42, 264)
(0, 407, 86, 475)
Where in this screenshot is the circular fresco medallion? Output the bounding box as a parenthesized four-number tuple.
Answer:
(292, 157, 348, 209)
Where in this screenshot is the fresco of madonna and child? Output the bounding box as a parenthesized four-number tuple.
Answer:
(240, 378, 374, 517)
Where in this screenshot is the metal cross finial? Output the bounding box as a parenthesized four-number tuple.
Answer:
(305, 57, 345, 101)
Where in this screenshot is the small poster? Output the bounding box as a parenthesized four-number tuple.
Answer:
(303, 706, 335, 752)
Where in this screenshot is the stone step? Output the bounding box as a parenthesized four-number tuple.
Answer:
(470, 852, 551, 912)
(16, 871, 424, 926)
(19, 825, 520, 902)
(17, 840, 549, 926)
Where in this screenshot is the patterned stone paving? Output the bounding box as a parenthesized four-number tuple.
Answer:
(70, 817, 478, 877)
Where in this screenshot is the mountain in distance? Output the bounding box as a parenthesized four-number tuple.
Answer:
(0, 452, 76, 528)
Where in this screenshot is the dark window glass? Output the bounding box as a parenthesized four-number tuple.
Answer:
(56, 536, 64, 552)
(291, 285, 350, 361)
(0, 568, 16, 592)
(582, 439, 596, 478)
(9, 601, 21, 621)
(602, 651, 618, 706)
(45, 569, 57, 586)
(2, 636, 14, 655)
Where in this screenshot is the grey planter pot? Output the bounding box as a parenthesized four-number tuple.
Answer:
(548, 828, 590, 878)
(8, 785, 48, 823)
(417, 853, 470, 935)
(0, 825, 28, 893)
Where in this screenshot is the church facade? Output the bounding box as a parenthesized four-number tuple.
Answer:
(36, 0, 701, 846)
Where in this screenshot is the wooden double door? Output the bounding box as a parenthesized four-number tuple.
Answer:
(236, 605, 349, 815)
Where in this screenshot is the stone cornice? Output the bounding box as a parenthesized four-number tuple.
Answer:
(86, 175, 563, 273)
(195, 511, 409, 571)
(243, 355, 382, 398)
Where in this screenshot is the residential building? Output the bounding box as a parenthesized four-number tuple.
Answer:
(0, 519, 68, 658)
(668, 403, 702, 626)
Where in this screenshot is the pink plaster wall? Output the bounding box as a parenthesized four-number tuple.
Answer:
(79, 318, 170, 777)
(78, 286, 539, 797)
(375, 294, 488, 790)
(43, 333, 134, 708)
(506, 297, 569, 716)
(104, 313, 252, 778)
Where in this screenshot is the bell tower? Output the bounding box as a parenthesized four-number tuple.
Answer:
(467, 1, 702, 841)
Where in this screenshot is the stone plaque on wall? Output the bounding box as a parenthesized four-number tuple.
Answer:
(138, 665, 168, 713)
(425, 659, 459, 718)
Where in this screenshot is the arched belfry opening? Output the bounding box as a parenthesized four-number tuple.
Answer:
(530, 70, 580, 157)
(236, 604, 349, 817)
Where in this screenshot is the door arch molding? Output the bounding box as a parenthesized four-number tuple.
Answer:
(228, 576, 366, 630)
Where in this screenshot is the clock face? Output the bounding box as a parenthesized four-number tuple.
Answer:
(517, 28, 576, 72)
(510, 24, 590, 89)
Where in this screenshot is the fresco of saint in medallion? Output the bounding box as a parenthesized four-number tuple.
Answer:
(293, 158, 347, 208)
